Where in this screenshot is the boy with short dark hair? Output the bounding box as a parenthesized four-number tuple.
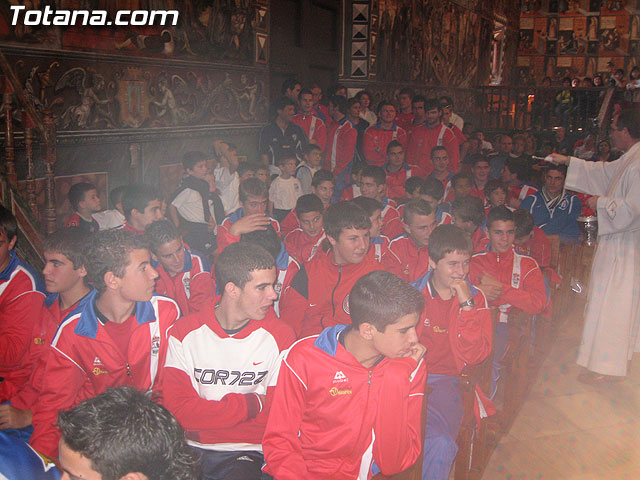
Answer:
(284, 194, 326, 264)
(0, 206, 45, 408)
(146, 220, 215, 316)
(411, 224, 491, 479)
(122, 184, 164, 234)
(427, 146, 454, 201)
(269, 153, 303, 222)
(451, 196, 487, 253)
(384, 140, 426, 200)
(264, 270, 427, 479)
(64, 182, 101, 234)
(0, 228, 92, 433)
(484, 179, 508, 215)
(30, 230, 180, 457)
(419, 177, 452, 225)
(360, 165, 403, 238)
(217, 177, 281, 252)
(279, 201, 378, 337)
(296, 144, 323, 195)
(161, 243, 295, 480)
(469, 206, 546, 398)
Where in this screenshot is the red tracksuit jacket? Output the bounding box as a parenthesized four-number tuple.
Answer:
(385, 234, 430, 283)
(278, 249, 379, 338)
(0, 252, 45, 404)
(161, 300, 295, 451)
(363, 123, 408, 167)
(10, 293, 91, 411)
(324, 117, 357, 175)
(284, 228, 326, 264)
(411, 272, 492, 375)
(153, 247, 214, 316)
(406, 123, 460, 174)
(380, 200, 404, 239)
(292, 113, 327, 151)
(384, 163, 427, 199)
(263, 324, 426, 480)
(469, 248, 547, 323)
(30, 291, 179, 457)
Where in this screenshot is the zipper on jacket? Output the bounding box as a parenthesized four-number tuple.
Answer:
(368, 370, 372, 385)
(330, 265, 342, 317)
(126, 362, 131, 376)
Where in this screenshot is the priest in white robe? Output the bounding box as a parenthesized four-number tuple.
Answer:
(549, 107, 640, 382)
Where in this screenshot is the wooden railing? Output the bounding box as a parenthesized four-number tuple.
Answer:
(0, 49, 58, 266)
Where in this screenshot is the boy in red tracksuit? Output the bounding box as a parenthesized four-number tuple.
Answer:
(384, 140, 426, 200)
(386, 199, 437, 282)
(278, 201, 378, 337)
(0, 206, 45, 407)
(323, 95, 357, 176)
(292, 89, 327, 151)
(162, 243, 295, 480)
(360, 165, 404, 239)
(352, 196, 393, 265)
(284, 194, 326, 264)
(217, 178, 281, 253)
(146, 220, 215, 315)
(363, 101, 409, 167)
(1, 229, 91, 438)
(406, 99, 460, 173)
(264, 270, 427, 480)
(30, 230, 180, 457)
(411, 225, 492, 480)
(469, 206, 546, 398)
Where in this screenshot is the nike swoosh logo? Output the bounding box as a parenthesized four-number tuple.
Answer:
(253, 361, 263, 366)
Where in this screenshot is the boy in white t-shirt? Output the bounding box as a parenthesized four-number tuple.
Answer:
(269, 153, 302, 222)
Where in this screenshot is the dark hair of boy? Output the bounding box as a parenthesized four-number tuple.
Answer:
(514, 209, 535, 239)
(323, 201, 371, 241)
(349, 270, 424, 331)
(299, 88, 313, 98)
(403, 198, 434, 224)
(241, 224, 282, 260)
(182, 151, 208, 171)
(487, 205, 515, 228)
(438, 95, 454, 107)
(420, 177, 444, 201)
(68, 183, 98, 211)
(545, 163, 567, 176)
(296, 194, 324, 217)
(302, 143, 322, 156)
(376, 100, 395, 115)
(347, 97, 361, 110)
(428, 224, 473, 264)
(276, 150, 298, 166)
(109, 185, 130, 210)
(311, 169, 335, 187)
(484, 179, 507, 197)
(215, 242, 275, 292)
(412, 94, 427, 106)
(504, 158, 527, 182)
(404, 177, 425, 197)
(398, 87, 414, 99)
(355, 90, 373, 102)
(0, 205, 18, 240)
(145, 219, 181, 254)
(274, 96, 296, 112)
(430, 145, 447, 160)
(281, 78, 301, 95)
(352, 196, 383, 217)
(423, 98, 440, 112)
(237, 161, 259, 179)
(361, 165, 386, 186)
(451, 172, 472, 188)
(239, 177, 268, 203)
(43, 228, 91, 270)
(122, 184, 161, 220)
(470, 154, 490, 167)
(86, 230, 150, 294)
(451, 196, 485, 228)
(57, 386, 199, 480)
(329, 95, 348, 114)
(386, 139, 403, 154)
